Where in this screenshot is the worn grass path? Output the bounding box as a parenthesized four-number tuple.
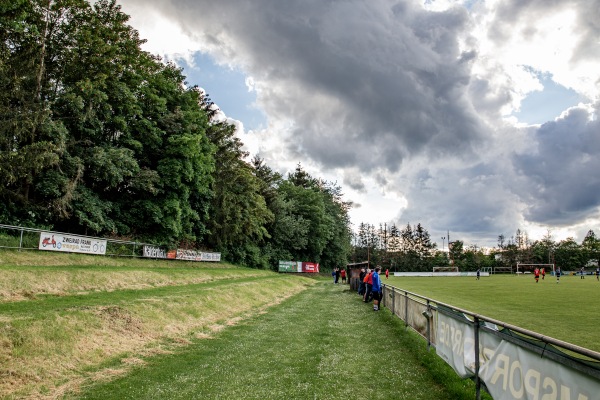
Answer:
(71, 282, 482, 400)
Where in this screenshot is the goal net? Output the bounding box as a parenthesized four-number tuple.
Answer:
(516, 263, 554, 275)
(433, 266, 459, 273)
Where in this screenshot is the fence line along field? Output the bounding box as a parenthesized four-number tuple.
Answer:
(385, 273, 600, 353)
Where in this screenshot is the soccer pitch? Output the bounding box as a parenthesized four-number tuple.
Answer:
(384, 273, 600, 353)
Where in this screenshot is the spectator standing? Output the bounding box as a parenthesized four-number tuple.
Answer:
(556, 267, 561, 283)
(331, 269, 336, 284)
(372, 266, 382, 311)
(335, 268, 340, 284)
(363, 268, 373, 303)
(596, 266, 599, 281)
(341, 268, 346, 284)
(580, 266, 585, 279)
(358, 268, 366, 295)
(476, 268, 480, 280)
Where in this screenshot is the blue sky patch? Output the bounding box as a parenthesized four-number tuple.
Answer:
(182, 53, 267, 130)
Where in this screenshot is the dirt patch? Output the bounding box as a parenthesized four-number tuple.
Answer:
(94, 306, 144, 334)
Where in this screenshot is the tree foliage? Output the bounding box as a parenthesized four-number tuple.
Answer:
(1, 0, 354, 269)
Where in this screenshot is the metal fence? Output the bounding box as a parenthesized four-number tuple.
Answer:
(381, 284, 600, 400)
(0, 224, 152, 257)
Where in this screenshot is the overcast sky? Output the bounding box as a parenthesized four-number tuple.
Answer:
(119, 0, 600, 248)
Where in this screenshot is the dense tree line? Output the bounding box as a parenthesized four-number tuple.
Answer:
(352, 223, 600, 273)
(0, 0, 352, 269)
(495, 229, 600, 272)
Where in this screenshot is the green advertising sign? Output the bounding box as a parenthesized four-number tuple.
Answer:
(278, 261, 298, 272)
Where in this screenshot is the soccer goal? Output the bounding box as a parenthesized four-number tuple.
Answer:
(516, 263, 554, 275)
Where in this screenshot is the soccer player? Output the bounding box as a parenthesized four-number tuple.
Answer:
(556, 267, 561, 283)
(534, 267, 540, 283)
(596, 266, 599, 281)
(541, 267, 545, 280)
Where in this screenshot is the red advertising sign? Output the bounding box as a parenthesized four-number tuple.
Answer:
(302, 262, 320, 273)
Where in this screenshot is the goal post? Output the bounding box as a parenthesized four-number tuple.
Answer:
(516, 263, 555, 275)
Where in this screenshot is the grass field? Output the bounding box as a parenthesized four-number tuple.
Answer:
(0, 250, 316, 399)
(383, 273, 600, 352)
(69, 283, 486, 400)
(2, 248, 597, 399)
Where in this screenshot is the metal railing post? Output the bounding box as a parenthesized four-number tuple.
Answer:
(19, 228, 24, 251)
(404, 291, 408, 328)
(424, 300, 432, 350)
(474, 316, 481, 400)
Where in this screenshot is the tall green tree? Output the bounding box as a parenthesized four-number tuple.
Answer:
(0, 0, 76, 225)
(252, 157, 308, 266)
(1, 0, 215, 245)
(581, 230, 600, 265)
(204, 121, 272, 267)
(554, 237, 582, 270)
(317, 181, 352, 270)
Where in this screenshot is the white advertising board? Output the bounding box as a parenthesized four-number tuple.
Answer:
(38, 232, 107, 255)
(175, 249, 221, 262)
(436, 310, 600, 400)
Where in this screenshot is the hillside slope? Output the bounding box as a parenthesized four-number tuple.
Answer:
(0, 250, 315, 399)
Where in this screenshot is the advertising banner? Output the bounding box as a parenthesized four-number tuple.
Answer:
(302, 262, 319, 273)
(38, 232, 107, 255)
(277, 261, 319, 273)
(200, 252, 221, 262)
(479, 332, 598, 400)
(436, 309, 476, 378)
(436, 309, 600, 399)
(143, 245, 167, 259)
(278, 261, 299, 272)
(174, 249, 221, 262)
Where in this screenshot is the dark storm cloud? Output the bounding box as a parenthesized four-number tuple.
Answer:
(513, 102, 600, 225)
(397, 160, 523, 244)
(131, 0, 486, 173)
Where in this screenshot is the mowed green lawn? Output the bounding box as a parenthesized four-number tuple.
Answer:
(71, 282, 485, 400)
(384, 273, 600, 352)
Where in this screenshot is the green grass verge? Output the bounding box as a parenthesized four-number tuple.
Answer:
(384, 274, 600, 352)
(0, 250, 316, 399)
(70, 282, 490, 400)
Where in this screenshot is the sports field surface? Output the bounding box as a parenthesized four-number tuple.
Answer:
(383, 273, 600, 353)
(0, 250, 487, 399)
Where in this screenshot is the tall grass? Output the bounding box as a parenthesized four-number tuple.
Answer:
(0, 250, 315, 399)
